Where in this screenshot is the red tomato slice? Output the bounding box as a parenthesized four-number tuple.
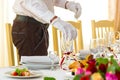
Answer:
(11, 71, 18, 76)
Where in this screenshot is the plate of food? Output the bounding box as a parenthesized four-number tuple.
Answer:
(4, 68, 42, 79)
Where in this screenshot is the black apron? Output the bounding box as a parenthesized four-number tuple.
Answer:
(12, 15, 49, 58)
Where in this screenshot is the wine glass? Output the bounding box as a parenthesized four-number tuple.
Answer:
(104, 31, 120, 46)
(60, 37, 74, 71)
(60, 37, 73, 54)
(48, 51, 57, 70)
(104, 31, 120, 59)
(89, 38, 99, 58)
(97, 38, 107, 57)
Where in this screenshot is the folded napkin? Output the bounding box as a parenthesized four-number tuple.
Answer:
(79, 50, 91, 56)
(75, 50, 91, 60)
(20, 56, 59, 65)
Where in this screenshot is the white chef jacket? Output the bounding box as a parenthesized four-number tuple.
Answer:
(13, 0, 67, 23)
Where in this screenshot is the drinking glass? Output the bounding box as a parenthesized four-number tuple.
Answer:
(48, 51, 57, 70)
(89, 38, 99, 58)
(104, 31, 120, 58)
(97, 38, 107, 57)
(60, 37, 75, 71)
(60, 37, 73, 54)
(104, 31, 120, 46)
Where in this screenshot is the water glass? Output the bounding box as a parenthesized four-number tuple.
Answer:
(89, 38, 99, 58)
(104, 31, 120, 58)
(48, 51, 57, 70)
(60, 37, 73, 54)
(104, 31, 120, 46)
(60, 37, 76, 71)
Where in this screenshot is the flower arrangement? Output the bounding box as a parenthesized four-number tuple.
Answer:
(73, 56, 120, 80)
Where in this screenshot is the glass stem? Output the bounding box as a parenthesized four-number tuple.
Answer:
(51, 60, 54, 70)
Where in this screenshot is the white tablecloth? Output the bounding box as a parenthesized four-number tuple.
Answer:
(0, 66, 73, 80)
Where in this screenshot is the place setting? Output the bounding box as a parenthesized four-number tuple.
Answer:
(4, 67, 43, 79)
(3, 51, 60, 79)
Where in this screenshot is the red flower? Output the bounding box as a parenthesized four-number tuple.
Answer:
(86, 59, 97, 73)
(98, 63, 108, 73)
(86, 65, 97, 73)
(87, 59, 96, 66)
(115, 71, 120, 80)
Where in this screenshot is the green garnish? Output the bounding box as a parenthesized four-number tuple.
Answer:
(44, 77, 56, 80)
(15, 68, 28, 76)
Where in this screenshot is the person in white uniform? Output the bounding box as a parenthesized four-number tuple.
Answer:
(12, 0, 82, 59)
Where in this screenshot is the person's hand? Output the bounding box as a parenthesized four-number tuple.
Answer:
(66, 1, 82, 19)
(52, 18, 77, 41)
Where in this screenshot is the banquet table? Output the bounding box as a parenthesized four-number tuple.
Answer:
(0, 66, 73, 80)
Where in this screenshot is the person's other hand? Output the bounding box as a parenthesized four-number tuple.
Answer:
(66, 1, 82, 19)
(52, 18, 77, 40)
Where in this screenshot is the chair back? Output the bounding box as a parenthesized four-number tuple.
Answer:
(91, 20, 115, 39)
(6, 23, 19, 66)
(52, 20, 83, 57)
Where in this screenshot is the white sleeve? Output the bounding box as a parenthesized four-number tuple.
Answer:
(20, 0, 55, 23)
(54, 0, 67, 8)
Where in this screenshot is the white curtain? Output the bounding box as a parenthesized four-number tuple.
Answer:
(0, 0, 15, 67)
(0, 0, 8, 67)
(108, 0, 116, 20)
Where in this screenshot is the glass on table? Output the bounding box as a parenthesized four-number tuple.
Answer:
(97, 38, 106, 50)
(48, 51, 58, 70)
(89, 38, 106, 58)
(60, 36, 76, 71)
(104, 31, 120, 58)
(89, 38, 99, 58)
(104, 31, 120, 46)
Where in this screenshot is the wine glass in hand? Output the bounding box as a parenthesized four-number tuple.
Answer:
(60, 37, 74, 71)
(61, 37, 73, 55)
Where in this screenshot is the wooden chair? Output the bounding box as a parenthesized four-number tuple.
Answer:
(91, 20, 115, 39)
(6, 23, 19, 66)
(52, 20, 83, 57)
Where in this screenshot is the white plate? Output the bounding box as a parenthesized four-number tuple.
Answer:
(23, 63, 59, 70)
(4, 71, 42, 79)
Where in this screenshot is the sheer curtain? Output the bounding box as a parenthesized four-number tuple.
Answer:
(0, 0, 109, 67)
(108, 0, 120, 31)
(108, 0, 116, 20)
(0, 0, 15, 67)
(0, 1, 6, 67)
(115, 0, 120, 31)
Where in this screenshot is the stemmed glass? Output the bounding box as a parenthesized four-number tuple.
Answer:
(48, 51, 57, 70)
(60, 37, 74, 71)
(97, 38, 107, 57)
(61, 38, 73, 54)
(89, 38, 99, 58)
(105, 31, 120, 59)
(104, 31, 116, 46)
(89, 38, 107, 58)
(104, 31, 120, 46)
